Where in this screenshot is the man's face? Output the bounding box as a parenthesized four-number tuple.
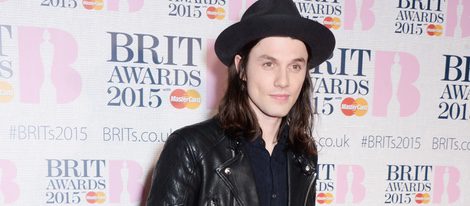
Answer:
(235, 36, 308, 121)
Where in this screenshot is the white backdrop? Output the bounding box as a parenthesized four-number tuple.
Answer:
(0, 0, 469, 205)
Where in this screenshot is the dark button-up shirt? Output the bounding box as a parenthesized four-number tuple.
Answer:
(243, 133, 288, 206)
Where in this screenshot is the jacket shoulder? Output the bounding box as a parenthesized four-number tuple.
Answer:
(167, 117, 227, 159)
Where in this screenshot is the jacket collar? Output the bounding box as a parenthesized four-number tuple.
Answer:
(216, 137, 260, 206)
(217, 135, 317, 206)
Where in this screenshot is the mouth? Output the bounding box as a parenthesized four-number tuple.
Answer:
(270, 94, 290, 101)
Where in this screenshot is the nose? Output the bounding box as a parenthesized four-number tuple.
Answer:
(274, 68, 289, 88)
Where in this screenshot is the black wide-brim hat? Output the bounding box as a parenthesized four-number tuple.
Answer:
(215, 0, 336, 68)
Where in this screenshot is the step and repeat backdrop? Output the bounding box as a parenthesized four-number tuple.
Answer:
(0, 0, 469, 205)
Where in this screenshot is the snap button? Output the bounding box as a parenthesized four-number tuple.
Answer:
(224, 167, 231, 175)
(272, 194, 277, 199)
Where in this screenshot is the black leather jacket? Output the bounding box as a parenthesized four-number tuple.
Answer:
(146, 118, 317, 206)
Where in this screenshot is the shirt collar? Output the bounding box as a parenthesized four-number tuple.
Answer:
(246, 125, 289, 150)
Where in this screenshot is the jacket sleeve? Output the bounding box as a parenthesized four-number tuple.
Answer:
(146, 132, 201, 206)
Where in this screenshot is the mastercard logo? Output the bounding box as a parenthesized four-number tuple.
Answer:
(86, 191, 106, 204)
(341, 97, 368, 116)
(316, 192, 334, 204)
(323, 16, 341, 30)
(0, 81, 13, 103)
(206, 6, 225, 20)
(170, 89, 201, 109)
(415, 193, 431, 204)
(426, 24, 443, 36)
(83, 0, 104, 10)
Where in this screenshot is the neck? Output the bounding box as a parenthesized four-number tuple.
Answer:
(248, 100, 283, 155)
(258, 116, 282, 145)
(258, 115, 282, 155)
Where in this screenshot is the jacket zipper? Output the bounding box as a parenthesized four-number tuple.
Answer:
(304, 172, 317, 206)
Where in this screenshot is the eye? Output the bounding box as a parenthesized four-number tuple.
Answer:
(262, 61, 274, 68)
(291, 64, 304, 72)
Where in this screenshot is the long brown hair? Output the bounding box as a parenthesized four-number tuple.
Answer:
(217, 38, 317, 156)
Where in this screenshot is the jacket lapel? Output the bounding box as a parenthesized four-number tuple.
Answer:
(287, 151, 317, 206)
(216, 141, 260, 206)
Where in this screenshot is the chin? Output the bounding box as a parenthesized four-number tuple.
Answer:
(265, 110, 290, 118)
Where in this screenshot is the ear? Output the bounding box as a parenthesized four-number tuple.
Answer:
(234, 55, 242, 73)
(234, 54, 246, 81)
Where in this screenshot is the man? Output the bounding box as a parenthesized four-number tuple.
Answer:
(146, 0, 335, 205)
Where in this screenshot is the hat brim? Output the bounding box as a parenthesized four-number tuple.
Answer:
(215, 15, 335, 68)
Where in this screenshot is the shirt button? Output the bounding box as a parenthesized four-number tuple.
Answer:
(272, 194, 277, 199)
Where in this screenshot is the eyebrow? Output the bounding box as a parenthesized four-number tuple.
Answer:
(258, 55, 277, 62)
(292, 57, 307, 64)
(257, 55, 306, 64)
